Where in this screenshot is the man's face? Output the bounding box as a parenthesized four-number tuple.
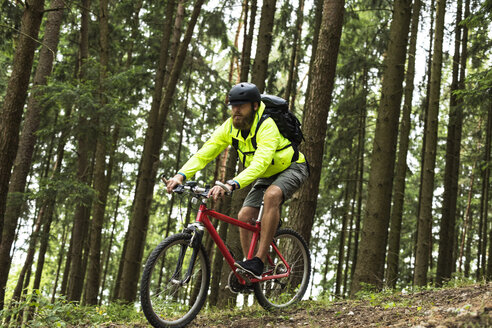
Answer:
(231, 102, 257, 130)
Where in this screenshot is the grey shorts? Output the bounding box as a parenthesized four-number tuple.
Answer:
(242, 161, 309, 208)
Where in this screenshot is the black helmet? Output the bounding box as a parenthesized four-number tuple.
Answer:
(228, 82, 261, 105)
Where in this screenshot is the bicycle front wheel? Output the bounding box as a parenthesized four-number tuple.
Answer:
(254, 228, 311, 310)
(140, 233, 210, 328)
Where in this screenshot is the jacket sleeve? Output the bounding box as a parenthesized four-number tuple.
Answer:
(234, 118, 281, 188)
(178, 120, 231, 180)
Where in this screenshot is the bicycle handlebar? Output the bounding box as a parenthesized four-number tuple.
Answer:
(214, 181, 232, 196)
(171, 180, 232, 198)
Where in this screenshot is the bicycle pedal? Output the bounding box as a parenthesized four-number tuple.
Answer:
(227, 271, 254, 294)
(235, 268, 253, 283)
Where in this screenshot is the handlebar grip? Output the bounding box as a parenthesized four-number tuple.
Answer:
(215, 181, 232, 195)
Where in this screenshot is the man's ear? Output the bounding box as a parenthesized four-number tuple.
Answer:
(253, 102, 259, 111)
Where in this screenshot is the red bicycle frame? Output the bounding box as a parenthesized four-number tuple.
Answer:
(194, 202, 291, 284)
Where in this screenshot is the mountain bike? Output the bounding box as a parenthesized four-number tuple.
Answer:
(140, 180, 311, 328)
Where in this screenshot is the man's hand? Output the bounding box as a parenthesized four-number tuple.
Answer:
(164, 174, 184, 194)
(207, 183, 233, 201)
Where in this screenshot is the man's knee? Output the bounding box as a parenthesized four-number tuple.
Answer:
(264, 185, 283, 207)
(238, 206, 259, 223)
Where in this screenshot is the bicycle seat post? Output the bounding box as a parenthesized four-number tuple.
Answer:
(257, 201, 265, 222)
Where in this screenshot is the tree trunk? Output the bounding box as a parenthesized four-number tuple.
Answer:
(289, 0, 345, 246)
(386, 0, 422, 289)
(4, 0, 65, 308)
(484, 104, 492, 279)
(67, 0, 92, 302)
(335, 170, 351, 297)
(0, 0, 45, 310)
(303, 0, 324, 114)
(459, 162, 475, 274)
(32, 105, 72, 297)
(436, 0, 467, 286)
(414, 0, 447, 287)
(250, 0, 277, 91)
(350, 0, 412, 295)
(208, 15, 246, 305)
(10, 209, 44, 305)
(165, 0, 186, 87)
(51, 223, 68, 303)
(117, 0, 204, 303)
(99, 169, 123, 304)
(349, 67, 368, 289)
(84, 0, 110, 305)
(113, 0, 176, 301)
(240, 0, 257, 82)
(284, 0, 305, 106)
(216, 150, 240, 306)
(60, 222, 74, 296)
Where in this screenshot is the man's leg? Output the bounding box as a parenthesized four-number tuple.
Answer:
(255, 185, 283, 261)
(237, 206, 259, 258)
(234, 185, 282, 278)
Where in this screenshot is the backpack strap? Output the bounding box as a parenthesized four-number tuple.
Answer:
(251, 114, 269, 149)
(233, 114, 299, 163)
(231, 137, 255, 164)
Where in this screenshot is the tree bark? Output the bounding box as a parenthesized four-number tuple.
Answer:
(0, 0, 45, 236)
(386, 0, 421, 289)
(335, 169, 352, 297)
(436, 0, 466, 286)
(51, 223, 68, 303)
(484, 104, 492, 279)
(84, 0, 110, 305)
(349, 67, 368, 289)
(117, 0, 205, 303)
(289, 0, 345, 246)
(414, 0, 447, 287)
(10, 209, 43, 306)
(250, 0, 277, 91)
(351, 0, 412, 295)
(0, 0, 45, 310)
(284, 0, 305, 107)
(33, 104, 72, 297)
(240, 0, 257, 82)
(67, 0, 92, 302)
(165, 0, 186, 87)
(113, 0, 176, 301)
(3, 0, 64, 307)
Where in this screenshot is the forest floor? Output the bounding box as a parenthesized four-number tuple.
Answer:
(51, 282, 491, 327)
(185, 282, 492, 328)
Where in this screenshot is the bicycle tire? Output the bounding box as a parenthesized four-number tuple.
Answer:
(140, 233, 210, 328)
(253, 228, 311, 310)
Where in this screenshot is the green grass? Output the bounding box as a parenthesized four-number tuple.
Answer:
(0, 292, 147, 328)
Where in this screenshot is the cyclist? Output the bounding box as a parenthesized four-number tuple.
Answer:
(165, 82, 309, 279)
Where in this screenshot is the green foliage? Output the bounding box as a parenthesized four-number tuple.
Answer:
(0, 292, 146, 327)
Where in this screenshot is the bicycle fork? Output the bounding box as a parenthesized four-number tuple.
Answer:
(170, 223, 204, 285)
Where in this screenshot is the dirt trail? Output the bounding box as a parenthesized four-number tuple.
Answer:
(189, 283, 492, 327)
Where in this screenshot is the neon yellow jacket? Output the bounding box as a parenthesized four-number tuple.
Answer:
(178, 102, 306, 189)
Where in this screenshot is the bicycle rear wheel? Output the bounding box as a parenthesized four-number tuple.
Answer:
(140, 233, 210, 328)
(254, 228, 311, 309)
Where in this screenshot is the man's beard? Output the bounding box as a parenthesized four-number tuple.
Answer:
(232, 109, 255, 130)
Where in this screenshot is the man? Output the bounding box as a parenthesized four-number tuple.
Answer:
(165, 82, 308, 279)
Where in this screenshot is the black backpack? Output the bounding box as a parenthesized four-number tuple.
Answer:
(232, 94, 304, 162)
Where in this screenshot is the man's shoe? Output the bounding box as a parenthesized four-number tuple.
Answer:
(234, 257, 264, 279)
